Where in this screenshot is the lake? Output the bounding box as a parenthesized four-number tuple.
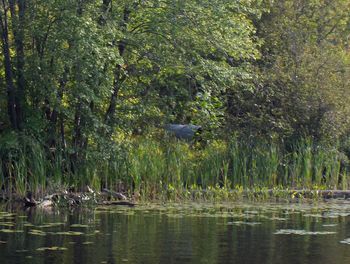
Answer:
(1, 201, 350, 263)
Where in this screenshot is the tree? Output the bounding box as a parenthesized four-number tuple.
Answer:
(231, 0, 350, 141)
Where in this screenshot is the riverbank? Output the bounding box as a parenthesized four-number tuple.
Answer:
(2, 187, 350, 209)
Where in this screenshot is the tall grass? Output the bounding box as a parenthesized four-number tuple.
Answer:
(0, 132, 348, 198)
(0, 133, 47, 196)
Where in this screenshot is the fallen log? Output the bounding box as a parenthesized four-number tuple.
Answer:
(99, 201, 136, 207)
(101, 188, 127, 200)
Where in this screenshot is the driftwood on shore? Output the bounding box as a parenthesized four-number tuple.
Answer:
(101, 188, 128, 200)
(3, 189, 350, 209)
(99, 201, 136, 207)
(18, 189, 134, 208)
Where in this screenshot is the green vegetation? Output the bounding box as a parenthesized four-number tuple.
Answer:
(0, 1, 350, 199)
(0, 133, 347, 200)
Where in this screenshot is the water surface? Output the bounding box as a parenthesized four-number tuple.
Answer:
(1, 201, 350, 263)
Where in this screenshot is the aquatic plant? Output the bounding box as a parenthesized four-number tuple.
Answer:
(0, 133, 348, 201)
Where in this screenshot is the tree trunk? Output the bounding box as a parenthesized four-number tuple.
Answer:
(9, 0, 25, 129)
(47, 69, 68, 148)
(105, 65, 125, 125)
(60, 115, 66, 150)
(0, 0, 18, 129)
(104, 6, 130, 126)
(99, 0, 112, 25)
(71, 0, 88, 170)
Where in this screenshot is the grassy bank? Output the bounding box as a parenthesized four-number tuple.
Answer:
(0, 133, 348, 200)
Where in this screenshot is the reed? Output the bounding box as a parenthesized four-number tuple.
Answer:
(0, 133, 348, 199)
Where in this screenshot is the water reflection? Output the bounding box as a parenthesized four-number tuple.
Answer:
(1, 202, 350, 263)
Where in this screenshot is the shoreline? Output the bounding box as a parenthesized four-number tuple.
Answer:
(1, 188, 350, 209)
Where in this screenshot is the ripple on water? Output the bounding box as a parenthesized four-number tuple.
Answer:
(340, 238, 350, 244)
(36, 246, 67, 251)
(274, 229, 337, 235)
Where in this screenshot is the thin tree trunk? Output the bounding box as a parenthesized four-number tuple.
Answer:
(48, 68, 68, 148)
(71, 0, 88, 170)
(99, 0, 112, 25)
(60, 115, 66, 150)
(0, 0, 18, 129)
(9, 0, 25, 129)
(104, 6, 130, 126)
(105, 65, 126, 125)
(73, 102, 83, 150)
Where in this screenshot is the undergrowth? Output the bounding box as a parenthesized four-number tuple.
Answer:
(0, 132, 348, 199)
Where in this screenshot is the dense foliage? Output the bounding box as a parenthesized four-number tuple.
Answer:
(0, 0, 350, 195)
